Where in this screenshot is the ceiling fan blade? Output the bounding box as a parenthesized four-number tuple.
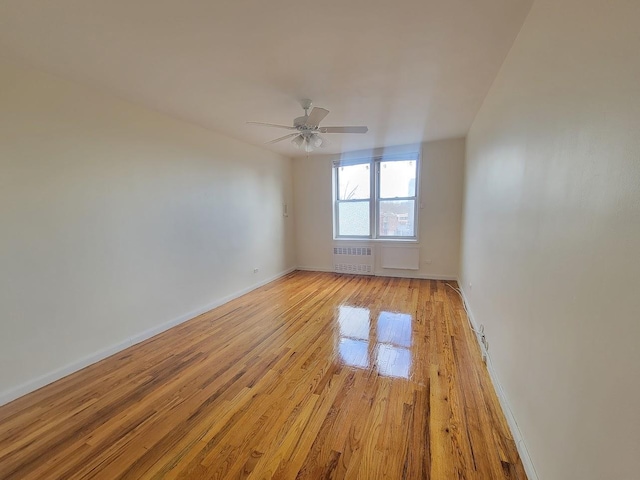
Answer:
(266, 133, 299, 144)
(305, 107, 330, 127)
(319, 126, 368, 134)
(247, 121, 297, 130)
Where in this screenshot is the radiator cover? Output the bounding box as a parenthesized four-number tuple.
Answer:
(333, 246, 374, 275)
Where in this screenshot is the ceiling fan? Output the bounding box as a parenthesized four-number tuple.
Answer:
(247, 99, 368, 153)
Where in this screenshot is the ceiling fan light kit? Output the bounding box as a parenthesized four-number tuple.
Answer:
(248, 99, 368, 153)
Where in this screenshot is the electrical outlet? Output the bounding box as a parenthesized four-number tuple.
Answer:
(423, 259, 432, 265)
(468, 282, 473, 289)
(253, 268, 259, 274)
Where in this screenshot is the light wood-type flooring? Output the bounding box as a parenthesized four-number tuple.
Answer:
(0, 271, 526, 479)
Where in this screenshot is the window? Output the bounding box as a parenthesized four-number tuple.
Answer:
(334, 154, 418, 239)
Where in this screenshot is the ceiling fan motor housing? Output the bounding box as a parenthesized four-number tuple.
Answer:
(294, 99, 314, 128)
(293, 115, 311, 128)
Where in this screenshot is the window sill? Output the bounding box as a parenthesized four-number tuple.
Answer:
(333, 238, 418, 244)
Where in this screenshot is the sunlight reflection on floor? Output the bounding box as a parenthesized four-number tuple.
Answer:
(336, 305, 413, 379)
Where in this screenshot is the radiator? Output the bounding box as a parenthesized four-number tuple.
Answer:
(333, 246, 374, 275)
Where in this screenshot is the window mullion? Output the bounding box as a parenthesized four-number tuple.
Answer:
(373, 160, 379, 238)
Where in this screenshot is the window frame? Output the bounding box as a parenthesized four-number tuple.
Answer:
(333, 153, 420, 241)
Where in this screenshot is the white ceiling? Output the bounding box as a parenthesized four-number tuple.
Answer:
(0, 0, 532, 157)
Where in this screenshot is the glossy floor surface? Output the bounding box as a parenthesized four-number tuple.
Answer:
(0, 271, 526, 479)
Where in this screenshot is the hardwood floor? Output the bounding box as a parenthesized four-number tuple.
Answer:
(0, 271, 526, 479)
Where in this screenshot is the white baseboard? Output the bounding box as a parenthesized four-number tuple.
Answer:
(457, 284, 539, 480)
(375, 271, 458, 281)
(0, 341, 134, 408)
(296, 265, 457, 281)
(0, 266, 296, 407)
(295, 266, 335, 273)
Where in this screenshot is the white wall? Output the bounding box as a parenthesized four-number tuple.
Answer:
(0, 60, 295, 404)
(460, 1, 640, 479)
(294, 138, 465, 279)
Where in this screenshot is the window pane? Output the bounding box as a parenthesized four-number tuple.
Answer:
(337, 163, 370, 200)
(379, 160, 417, 198)
(338, 201, 370, 236)
(379, 200, 416, 237)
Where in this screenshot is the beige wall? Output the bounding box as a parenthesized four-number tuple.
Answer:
(293, 138, 465, 279)
(460, 1, 640, 479)
(0, 60, 295, 403)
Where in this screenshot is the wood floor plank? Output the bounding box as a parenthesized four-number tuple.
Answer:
(0, 271, 526, 479)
